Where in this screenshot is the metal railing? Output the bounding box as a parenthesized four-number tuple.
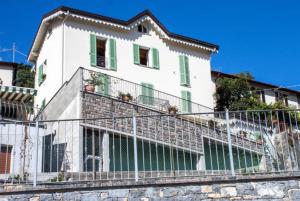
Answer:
(0, 109, 300, 187)
(81, 68, 213, 114)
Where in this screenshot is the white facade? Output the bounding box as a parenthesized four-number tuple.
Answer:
(29, 8, 218, 113)
(0, 62, 15, 86)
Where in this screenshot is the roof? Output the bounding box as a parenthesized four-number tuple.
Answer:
(29, 6, 219, 61)
(211, 70, 300, 96)
(0, 61, 17, 69)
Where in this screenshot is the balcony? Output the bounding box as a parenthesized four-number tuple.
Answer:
(81, 68, 213, 114)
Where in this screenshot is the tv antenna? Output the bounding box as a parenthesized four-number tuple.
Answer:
(0, 42, 27, 63)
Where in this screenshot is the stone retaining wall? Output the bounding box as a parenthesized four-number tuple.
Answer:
(1, 177, 300, 200)
(82, 93, 263, 154)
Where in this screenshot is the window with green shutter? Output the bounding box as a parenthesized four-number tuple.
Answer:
(109, 38, 117, 70)
(38, 61, 47, 86)
(179, 55, 190, 86)
(181, 91, 192, 113)
(141, 83, 154, 105)
(133, 44, 140, 64)
(152, 48, 159, 69)
(90, 34, 97, 66)
(96, 74, 110, 96)
(133, 44, 159, 69)
(41, 98, 46, 109)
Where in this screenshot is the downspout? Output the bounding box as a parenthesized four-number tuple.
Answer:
(61, 11, 70, 85)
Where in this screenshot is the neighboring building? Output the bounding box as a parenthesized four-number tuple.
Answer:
(0, 61, 37, 177)
(28, 6, 219, 116)
(211, 70, 300, 109)
(0, 61, 17, 86)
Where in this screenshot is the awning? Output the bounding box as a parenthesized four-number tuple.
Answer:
(0, 85, 37, 102)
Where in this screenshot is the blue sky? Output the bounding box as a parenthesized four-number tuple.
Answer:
(0, 0, 299, 89)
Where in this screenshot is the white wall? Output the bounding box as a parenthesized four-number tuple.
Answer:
(62, 18, 214, 110)
(0, 66, 14, 86)
(34, 21, 63, 109)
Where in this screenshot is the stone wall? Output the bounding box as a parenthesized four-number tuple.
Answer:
(1, 177, 300, 200)
(82, 93, 263, 154)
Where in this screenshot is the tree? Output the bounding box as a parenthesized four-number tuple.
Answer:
(214, 72, 254, 111)
(214, 72, 289, 111)
(15, 64, 34, 88)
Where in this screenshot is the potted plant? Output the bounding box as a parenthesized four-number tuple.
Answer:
(254, 132, 263, 144)
(84, 72, 103, 93)
(168, 105, 178, 115)
(118, 92, 133, 102)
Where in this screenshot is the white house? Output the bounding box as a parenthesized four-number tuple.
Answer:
(23, 7, 270, 177)
(211, 70, 300, 109)
(28, 6, 219, 117)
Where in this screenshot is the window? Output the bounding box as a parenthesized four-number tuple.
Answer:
(38, 60, 47, 86)
(179, 55, 190, 86)
(0, 145, 12, 174)
(261, 91, 266, 103)
(140, 48, 149, 66)
(141, 83, 154, 105)
(138, 24, 148, 33)
(275, 92, 288, 106)
(41, 99, 46, 110)
(256, 90, 266, 103)
(96, 39, 106, 67)
(181, 90, 192, 113)
(90, 34, 117, 70)
(133, 44, 159, 69)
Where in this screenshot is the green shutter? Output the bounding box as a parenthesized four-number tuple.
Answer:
(141, 83, 154, 105)
(103, 75, 110, 96)
(147, 83, 154, 105)
(179, 55, 186, 85)
(184, 56, 190, 86)
(109, 38, 117, 70)
(141, 83, 148, 104)
(179, 55, 190, 86)
(41, 98, 46, 109)
(181, 91, 192, 113)
(186, 91, 192, 112)
(38, 65, 43, 86)
(90, 34, 97, 66)
(101, 75, 110, 96)
(152, 48, 159, 69)
(133, 44, 140, 64)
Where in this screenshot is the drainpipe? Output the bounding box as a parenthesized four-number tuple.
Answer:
(61, 11, 70, 85)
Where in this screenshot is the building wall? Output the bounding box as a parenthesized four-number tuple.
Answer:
(0, 66, 14, 86)
(35, 17, 215, 110)
(35, 21, 63, 108)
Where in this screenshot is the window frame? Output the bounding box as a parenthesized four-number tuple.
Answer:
(38, 60, 47, 86)
(139, 46, 150, 67)
(96, 37, 108, 69)
(137, 24, 148, 34)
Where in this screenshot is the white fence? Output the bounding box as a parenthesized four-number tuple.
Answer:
(0, 109, 299, 186)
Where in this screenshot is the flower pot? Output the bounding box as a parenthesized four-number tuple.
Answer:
(85, 84, 95, 93)
(168, 109, 177, 116)
(122, 95, 130, 102)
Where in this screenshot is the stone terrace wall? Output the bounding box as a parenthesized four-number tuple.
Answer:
(1, 178, 300, 200)
(82, 93, 263, 154)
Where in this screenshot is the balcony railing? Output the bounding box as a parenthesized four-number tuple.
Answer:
(81, 68, 213, 114)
